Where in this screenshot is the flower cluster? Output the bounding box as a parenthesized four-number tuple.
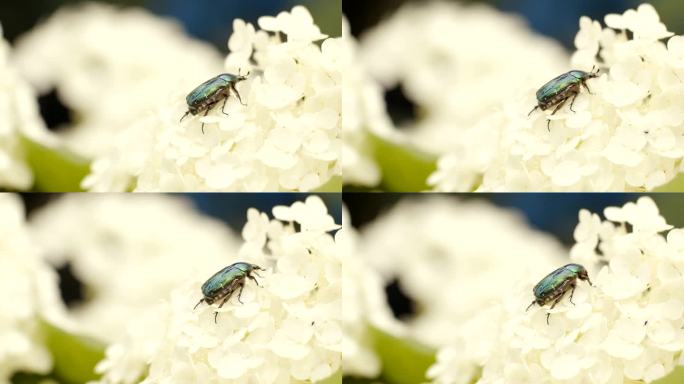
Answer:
(0, 194, 65, 381)
(348, 1, 567, 191)
(83, 6, 341, 192)
(13, 3, 223, 158)
(340, 207, 402, 377)
(29, 194, 240, 341)
(433, 4, 684, 191)
(357, 197, 566, 346)
(93, 196, 341, 383)
(341, 19, 394, 187)
(0, 27, 56, 190)
(430, 197, 684, 383)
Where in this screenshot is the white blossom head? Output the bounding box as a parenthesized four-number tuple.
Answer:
(0, 194, 65, 380)
(433, 4, 684, 192)
(93, 196, 341, 383)
(0, 27, 56, 190)
(430, 196, 684, 383)
(358, 197, 566, 346)
(13, 3, 223, 158)
(340, 206, 402, 377)
(29, 194, 240, 341)
(82, 5, 341, 192)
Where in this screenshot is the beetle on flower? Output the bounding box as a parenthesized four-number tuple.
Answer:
(528, 67, 599, 131)
(526, 263, 593, 324)
(180, 71, 249, 133)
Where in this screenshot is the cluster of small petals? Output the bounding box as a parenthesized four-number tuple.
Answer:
(0, 27, 56, 190)
(340, 207, 403, 377)
(432, 197, 684, 383)
(436, 4, 684, 192)
(0, 194, 65, 381)
(83, 6, 341, 192)
(94, 196, 341, 383)
(358, 197, 566, 346)
(354, 1, 567, 190)
(29, 194, 240, 341)
(13, 3, 223, 158)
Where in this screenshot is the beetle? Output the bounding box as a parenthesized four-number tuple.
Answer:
(526, 263, 593, 324)
(193, 261, 264, 323)
(180, 71, 249, 133)
(528, 67, 599, 131)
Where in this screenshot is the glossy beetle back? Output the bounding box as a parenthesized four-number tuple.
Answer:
(533, 263, 586, 299)
(186, 74, 232, 107)
(535, 70, 590, 102)
(201, 262, 256, 297)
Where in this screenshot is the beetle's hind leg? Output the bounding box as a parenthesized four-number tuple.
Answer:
(546, 295, 565, 325)
(237, 281, 246, 304)
(221, 97, 229, 116)
(546, 98, 569, 131)
(568, 283, 577, 305)
(569, 92, 579, 113)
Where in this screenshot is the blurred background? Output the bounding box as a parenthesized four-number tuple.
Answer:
(1, 0, 341, 45)
(345, 0, 681, 44)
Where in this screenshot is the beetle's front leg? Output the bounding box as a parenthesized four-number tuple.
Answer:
(582, 81, 594, 95)
(193, 298, 205, 310)
(231, 84, 247, 106)
(527, 105, 539, 117)
(248, 274, 261, 287)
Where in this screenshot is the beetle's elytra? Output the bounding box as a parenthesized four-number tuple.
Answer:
(526, 263, 593, 324)
(193, 261, 264, 323)
(528, 67, 599, 131)
(180, 71, 249, 133)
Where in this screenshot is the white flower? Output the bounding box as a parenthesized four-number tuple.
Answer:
(82, 6, 341, 192)
(0, 194, 65, 381)
(93, 196, 341, 383)
(0, 26, 56, 190)
(355, 0, 567, 189)
(431, 197, 684, 383)
(358, 197, 566, 347)
(13, 3, 224, 158)
(29, 194, 240, 341)
(434, 4, 684, 191)
(341, 18, 393, 186)
(340, 207, 402, 377)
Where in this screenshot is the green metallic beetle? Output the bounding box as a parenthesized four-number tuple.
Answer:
(526, 263, 593, 324)
(528, 67, 599, 131)
(194, 262, 264, 323)
(180, 71, 249, 133)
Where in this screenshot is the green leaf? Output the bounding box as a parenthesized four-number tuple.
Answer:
(654, 366, 684, 384)
(316, 369, 342, 384)
(370, 326, 436, 384)
(654, 173, 684, 192)
(22, 137, 90, 192)
(369, 133, 437, 192)
(10, 372, 56, 384)
(42, 320, 106, 384)
(313, 175, 342, 192)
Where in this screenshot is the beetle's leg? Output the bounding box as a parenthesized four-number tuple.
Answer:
(193, 298, 205, 310)
(231, 84, 247, 106)
(237, 281, 246, 304)
(526, 300, 536, 312)
(568, 284, 577, 305)
(221, 97, 229, 116)
(180, 110, 191, 123)
(546, 295, 565, 325)
(214, 311, 219, 323)
(546, 98, 569, 131)
(569, 92, 579, 113)
(527, 105, 539, 117)
(248, 274, 261, 287)
(582, 81, 594, 95)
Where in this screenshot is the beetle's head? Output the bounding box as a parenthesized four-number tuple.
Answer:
(237, 68, 251, 82)
(577, 267, 594, 286)
(588, 65, 600, 78)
